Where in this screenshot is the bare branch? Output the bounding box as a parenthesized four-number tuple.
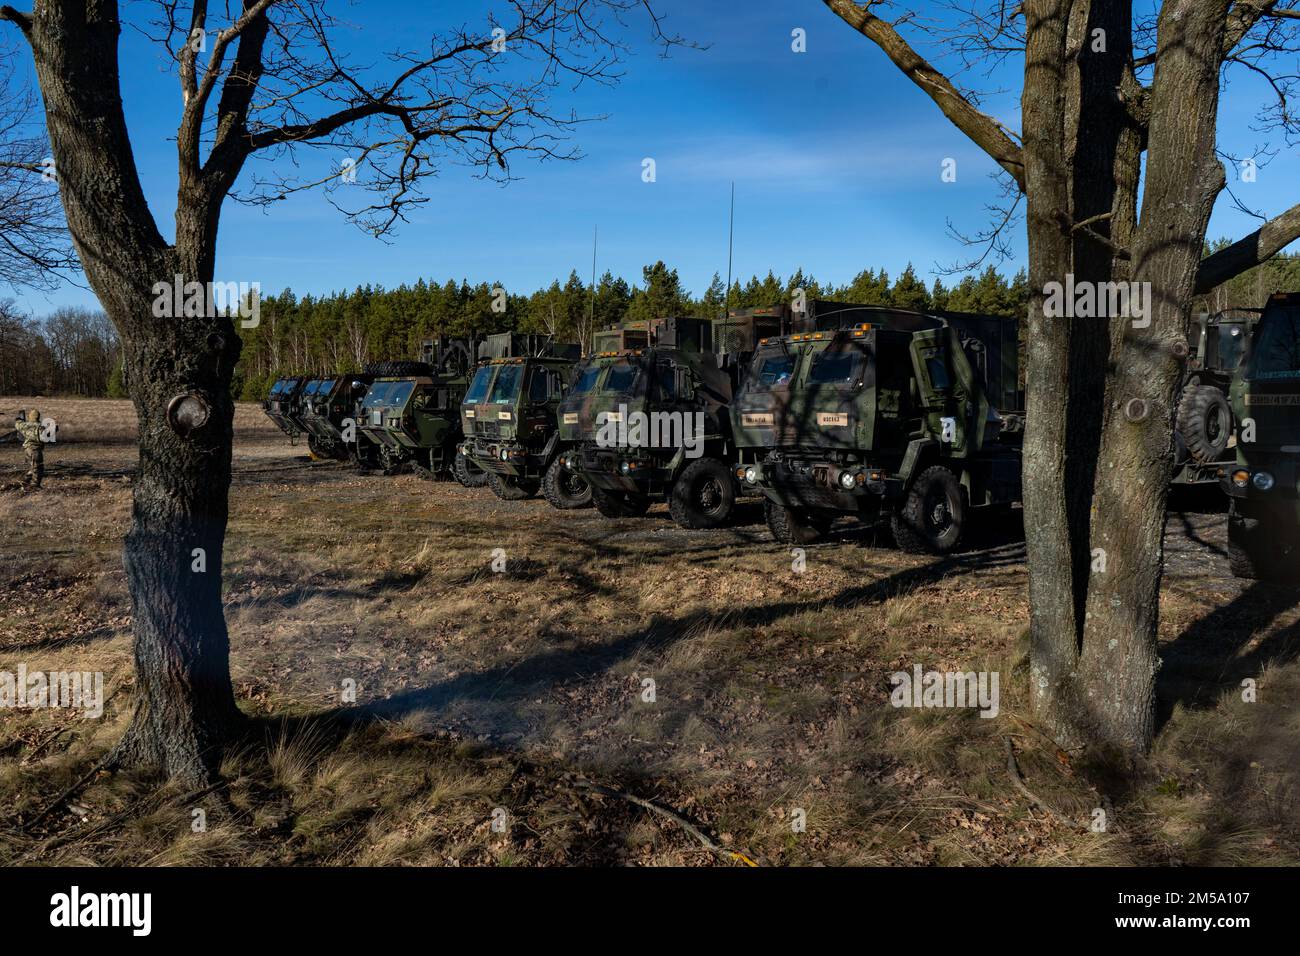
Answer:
(1196, 201, 1300, 292)
(0, 5, 32, 39)
(822, 0, 1026, 189)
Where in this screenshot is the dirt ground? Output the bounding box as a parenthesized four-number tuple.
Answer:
(1, 398, 1297, 866)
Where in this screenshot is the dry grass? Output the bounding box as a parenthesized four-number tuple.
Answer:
(0, 399, 1298, 865)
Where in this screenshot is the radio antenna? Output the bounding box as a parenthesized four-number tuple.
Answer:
(725, 181, 735, 318)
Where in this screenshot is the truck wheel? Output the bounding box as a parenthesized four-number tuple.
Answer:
(453, 449, 489, 488)
(1229, 509, 1300, 583)
(669, 458, 736, 529)
(590, 485, 651, 518)
(542, 458, 592, 509)
(764, 500, 832, 544)
(892, 465, 965, 554)
(486, 471, 539, 501)
(1177, 385, 1231, 462)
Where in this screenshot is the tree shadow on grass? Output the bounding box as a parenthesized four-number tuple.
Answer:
(1157, 580, 1300, 729)
(350, 542, 1025, 730)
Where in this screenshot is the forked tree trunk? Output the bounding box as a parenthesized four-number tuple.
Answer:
(24, 1, 244, 783)
(1020, 0, 1228, 752)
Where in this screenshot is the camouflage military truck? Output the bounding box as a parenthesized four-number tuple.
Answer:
(1224, 292, 1300, 583)
(262, 376, 310, 440)
(732, 305, 1024, 553)
(1172, 309, 1255, 485)
(354, 343, 486, 483)
(555, 312, 792, 528)
(296, 374, 377, 462)
(459, 333, 587, 506)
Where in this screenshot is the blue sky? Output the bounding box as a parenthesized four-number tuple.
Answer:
(8, 0, 1300, 314)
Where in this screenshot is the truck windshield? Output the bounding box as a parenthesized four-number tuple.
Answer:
(808, 348, 861, 386)
(749, 349, 795, 388)
(488, 364, 524, 404)
(1219, 325, 1247, 372)
(1250, 307, 1300, 379)
(385, 381, 416, 408)
(361, 382, 392, 409)
(601, 360, 642, 395)
(570, 363, 600, 396)
(464, 366, 493, 404)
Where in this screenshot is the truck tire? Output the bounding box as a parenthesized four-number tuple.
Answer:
(486, 471, 539, 501)
(892, 465, 965, 554)
(590, 485, 651, 518)
(1177, 385, 1231, 462)
(453, 449, 489, 488)
(1228, 510, 1300, 583)
(542, 457, 592, 509)
(669, 458, 736, 529)
(364, 360, 432, 377)
(764, 500, 832, 544)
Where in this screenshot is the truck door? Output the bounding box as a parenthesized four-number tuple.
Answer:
(910, 329, 966, 455)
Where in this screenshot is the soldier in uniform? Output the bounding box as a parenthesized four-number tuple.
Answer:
(14, 409, 44, 489)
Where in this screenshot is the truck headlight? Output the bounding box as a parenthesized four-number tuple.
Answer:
(839, 471, 857, 490)
(500, 448, 509, 461)
(1252, 471, 1275, 492)
(619, 460, 631, 475)
(744, 467, 757, 484)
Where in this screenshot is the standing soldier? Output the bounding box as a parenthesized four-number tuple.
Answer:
(15, 409, 44, 490)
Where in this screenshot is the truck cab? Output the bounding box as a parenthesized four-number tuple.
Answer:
(733, 307, 1024, 553)
(1172, 310, 1256, 484)
(262, 376, 309, 440)
(297, 375, 376, 461)
(460, 337, 587, 506)
(555, 313, 786, 528)
(1225, 293, 1300, 582)
(355, 340, 478, 479)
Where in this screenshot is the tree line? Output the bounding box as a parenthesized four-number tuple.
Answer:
(235, 261, 1031, 400)
(0, 302, 120, 397)
(4, 250, 1293, 402)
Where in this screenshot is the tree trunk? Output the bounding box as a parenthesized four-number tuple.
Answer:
(1021, 0, 1229, 751)
(25, 1, 244, 784)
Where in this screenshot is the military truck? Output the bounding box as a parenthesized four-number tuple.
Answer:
(555, 312, 794, 528)
(459, 333, 588, 506)
(1172, 309, 1255, 485)
(1224, 293, 1300, 583)
(732, 306, 1024, 553)
(295, 375, 370, 460)
(262, 376, 309, 441)
(354, 343, 486, 483)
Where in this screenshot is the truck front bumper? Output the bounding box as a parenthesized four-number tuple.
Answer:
(740, 459, 903, 514)
(464, 439, 541, 478)
(574, 446, 670, 495)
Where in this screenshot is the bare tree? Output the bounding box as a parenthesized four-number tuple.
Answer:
(0, 0, 684, 783)
(823, 0, 1300, 753)
(0, 44, 77, 291)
